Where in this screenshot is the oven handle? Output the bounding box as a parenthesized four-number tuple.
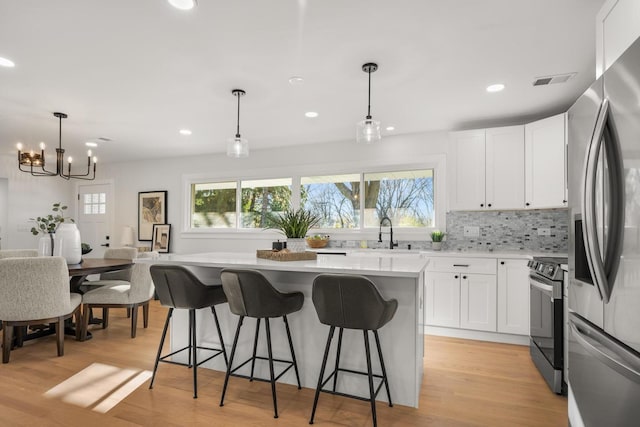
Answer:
(529, 275, 554, 298)
(569, 313, 640, 385)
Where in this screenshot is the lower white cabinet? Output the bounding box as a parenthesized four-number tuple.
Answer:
(497, 258, 530, 335)
(460, 273, 497, 332)
(425, 271, 461, 328)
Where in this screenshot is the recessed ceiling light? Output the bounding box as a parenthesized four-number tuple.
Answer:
(386, 126, 395, 131)
(168, 0, 197, 10)
(289, 76, 304, 85)
(179, 129, 192, 135)
(0, 57, 15, 68)
(85, 142, 98, 147)
(486, 83, 505, 93)
(305, 112, 318, 118)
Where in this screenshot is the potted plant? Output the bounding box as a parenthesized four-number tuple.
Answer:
(268, 208, 320, 252)
(430, 230, 445, 251)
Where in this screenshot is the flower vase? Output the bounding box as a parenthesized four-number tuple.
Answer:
(56, 223, 82, 264)
(38, 233, 63, 256)
(287, 238, 306, 253)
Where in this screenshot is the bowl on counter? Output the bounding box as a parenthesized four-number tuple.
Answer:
(306, 235, 329, 248)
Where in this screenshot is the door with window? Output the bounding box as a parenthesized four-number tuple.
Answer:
(76, 182, 113, 258)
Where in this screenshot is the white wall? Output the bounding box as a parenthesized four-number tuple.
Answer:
(101, 131, 449, 254)
(0, 177, 7, 248)
(0, 155, 75, 249)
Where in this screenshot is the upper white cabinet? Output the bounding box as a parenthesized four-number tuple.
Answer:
(449, 125, 524, 211)
(524, 113, 567, 209)
(497, 258, 530, 335)
(596, 0, 640, 77)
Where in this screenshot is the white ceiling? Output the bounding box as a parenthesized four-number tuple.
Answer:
(0, 0, 604, 164)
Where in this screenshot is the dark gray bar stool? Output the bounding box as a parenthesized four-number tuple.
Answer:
(149, 265, 228, 398)
(219, 268, 303, 419)
(309, 274, 398, 427)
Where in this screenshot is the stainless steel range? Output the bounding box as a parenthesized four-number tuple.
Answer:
(527, 256, 567, 394)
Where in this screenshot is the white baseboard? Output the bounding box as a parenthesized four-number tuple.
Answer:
(424, 325, 529, 346)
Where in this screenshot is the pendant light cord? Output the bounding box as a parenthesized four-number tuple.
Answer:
(366, 69, 372, 119)
(235, 92, 241, 138)
(58, 114, 63, 150)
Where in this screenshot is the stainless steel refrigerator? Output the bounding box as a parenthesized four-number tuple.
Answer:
(567, 36, 640, 426)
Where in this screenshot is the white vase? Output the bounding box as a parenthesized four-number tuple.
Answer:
(432, 241, 442, 251)
(57, 223, 82, 264)
(287, 238, 306, 253)
(38, 233, 63, 257)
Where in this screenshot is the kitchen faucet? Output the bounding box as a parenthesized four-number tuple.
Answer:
(378, 216, 398, 249)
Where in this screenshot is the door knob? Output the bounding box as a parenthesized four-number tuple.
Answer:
(100, 243, 110, 247)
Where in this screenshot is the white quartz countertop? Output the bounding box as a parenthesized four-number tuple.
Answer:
(136, 251, 429, 278)
(312, 248, 566, 260)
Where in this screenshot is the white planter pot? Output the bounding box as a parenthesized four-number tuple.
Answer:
(431, 241, 442, 251)
(287, 238, 306, 253)
(38, 233, 62, 257)
(57, 223, 82, 264)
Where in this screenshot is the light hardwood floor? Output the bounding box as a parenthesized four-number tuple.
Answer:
(0, 301, 567, 426)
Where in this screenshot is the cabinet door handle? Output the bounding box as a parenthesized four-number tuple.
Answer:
(500, 261, 505, 265)
(453, 264, 469, 267)
(488, 203, 492, 207)
(462, 275, 467, 279)
(480, 203, 484, 207)
(454, 275, 459, 279)
(526, 202, 530, 206)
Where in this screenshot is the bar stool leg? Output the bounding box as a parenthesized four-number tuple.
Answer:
(249, 318, 261, 381)
(283, 315, 301, 389)
(264, 318, 278, 418)
(220, 315, 244, 407)
(309, 326, 335, 425)
(363, 330, 377, 427)
(191, 309, 199, 398)
(210, 305, 228, 366)
(187, 311, 193, 368)
(150, 308, 173, 389)
(332, 327, 344, 392)
(373, 330, 392, 407)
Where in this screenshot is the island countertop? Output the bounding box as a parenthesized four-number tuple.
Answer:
(136, 251, 429, 277)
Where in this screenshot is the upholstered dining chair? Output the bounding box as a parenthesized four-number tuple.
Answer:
(81, 262, 155, 339)
(0, 256, 83, 363)
(0, 249, 38, 259)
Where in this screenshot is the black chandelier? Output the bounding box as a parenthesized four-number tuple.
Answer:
(17, 112, 97, 180)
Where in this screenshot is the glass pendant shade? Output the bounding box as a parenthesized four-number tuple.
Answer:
(227, 136, 249, 158)
(356, 117, 381, 144)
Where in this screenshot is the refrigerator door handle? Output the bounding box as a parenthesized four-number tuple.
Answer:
(570, 314, 640, 385)
(582, 98, 610, 302)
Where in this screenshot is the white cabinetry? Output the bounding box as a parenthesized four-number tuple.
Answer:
(449, 126, 524, 211)
(524, 113, 567, 209)
(460, 273, 497, 332)
(497, 258, 530, 335)
(596, 0, 640, 77)
(425, 257, 497, 332)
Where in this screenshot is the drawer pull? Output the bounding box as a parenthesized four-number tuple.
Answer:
(453, 264, 469, 267)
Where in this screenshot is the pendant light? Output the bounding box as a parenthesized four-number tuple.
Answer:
(227, 89, 249, 158)
(356, 62, 381, 144)
(16, 112, 97, 180)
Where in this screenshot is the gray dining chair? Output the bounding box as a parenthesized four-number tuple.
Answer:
(81, 262, 155, 339)
(0, 256, 83, 363)
(0, 249, 38, 259)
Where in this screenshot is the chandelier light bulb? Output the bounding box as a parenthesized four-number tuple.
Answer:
(16, 142, 23, 151)
(87, 149, 92, 157)
(39, 142, 46, 150)
(68, 156, 73, 163)
(93, 156, 98, 163)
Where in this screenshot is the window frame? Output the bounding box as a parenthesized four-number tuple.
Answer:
(181, 156, 446, 241)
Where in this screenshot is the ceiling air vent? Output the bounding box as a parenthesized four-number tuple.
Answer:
(533, 72, 577, 86)
(97, 137, 112, 142)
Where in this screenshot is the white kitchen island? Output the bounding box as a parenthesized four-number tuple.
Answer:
(137, 252, 427, 408)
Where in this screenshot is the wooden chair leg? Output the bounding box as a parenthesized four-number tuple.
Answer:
(143, 302, 149, 328)
(131, 304, 139, 338)
(15, 326, 24, 348)
(127, 308, 131, 318)
(82, 304, 90, 341)
(74, 308, 83, 341)
(56, 316, 64, 357)
(102, 308, 109, 329)
(2, 324, 13, 363)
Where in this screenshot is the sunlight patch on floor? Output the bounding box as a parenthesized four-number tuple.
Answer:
(44, 362, 152, 413)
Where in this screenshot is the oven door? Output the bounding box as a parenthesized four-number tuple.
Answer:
(530, 273, 562, 369)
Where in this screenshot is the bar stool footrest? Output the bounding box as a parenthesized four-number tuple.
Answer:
(319, 367, 386, 402)
(158, 345, 225, 368)
(229, 355, 295, 383)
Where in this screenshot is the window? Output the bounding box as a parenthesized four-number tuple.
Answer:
(83, 193, 106, 215)
(240, 178, 292, 228)
(301, 174, 360, 228)
(191, 181, 236, 228)
(363, 170, 434, 227)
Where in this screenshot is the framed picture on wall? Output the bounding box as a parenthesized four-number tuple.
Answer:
(138, 191, 167, 241)
(151, 224, 171, 253)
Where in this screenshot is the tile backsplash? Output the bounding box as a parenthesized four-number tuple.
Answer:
(444, 209, 568, 253)
(324, 208, 569, 253)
